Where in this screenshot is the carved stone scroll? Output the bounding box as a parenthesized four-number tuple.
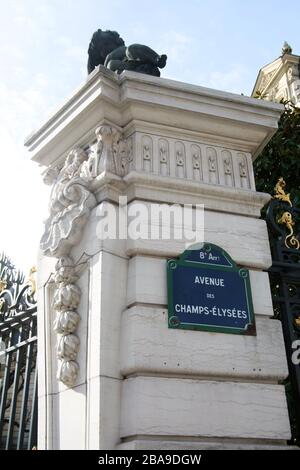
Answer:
(41, 125, 131, 387)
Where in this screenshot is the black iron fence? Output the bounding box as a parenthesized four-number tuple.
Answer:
(265, 178, 300, 446)
(0, 264, 37, 450)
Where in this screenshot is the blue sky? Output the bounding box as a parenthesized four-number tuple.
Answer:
(1, 0, 300, 274)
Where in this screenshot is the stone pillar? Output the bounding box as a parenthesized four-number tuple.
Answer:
(26, 66, 291, 450)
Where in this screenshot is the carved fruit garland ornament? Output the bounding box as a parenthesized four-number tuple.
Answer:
(41, 125, 132, 387)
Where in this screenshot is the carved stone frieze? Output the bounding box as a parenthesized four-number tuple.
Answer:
(159, 139, 169, 176)
(175, 141, 186, 178)
(191, 144, 202, 181)
(222, 150, 233, 187)
(134, 133, 253, 189)
(238, 153, 250, 189)
(207, 147, 218, 184)
(142, 135, 153, 172)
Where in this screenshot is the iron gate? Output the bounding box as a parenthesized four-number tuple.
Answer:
(265, 178, 300, 446)
(0, 259, 37, 450)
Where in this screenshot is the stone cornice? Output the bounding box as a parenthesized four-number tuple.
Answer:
(123, 170, 270, 217)
(25, 67, 283, 167)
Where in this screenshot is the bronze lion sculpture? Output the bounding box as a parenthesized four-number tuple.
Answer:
(87, 29, 167, 77)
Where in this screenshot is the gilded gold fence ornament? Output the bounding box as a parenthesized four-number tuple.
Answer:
(274, 177, 292, 206)
(27, 266, 37, 296)
(273, 177, 300, 250)
(278, 211, 300, 250)
(0, 279, 7, 293)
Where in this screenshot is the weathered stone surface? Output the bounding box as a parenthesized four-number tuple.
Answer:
(121, 376, 290, 441)
(120, 306, 288, 381)
(117, 439, 297, 450)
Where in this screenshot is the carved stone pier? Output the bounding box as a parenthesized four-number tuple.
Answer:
(26, 66, 291, 449)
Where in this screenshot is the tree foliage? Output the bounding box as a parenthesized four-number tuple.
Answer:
(254, 102, 300, 205)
